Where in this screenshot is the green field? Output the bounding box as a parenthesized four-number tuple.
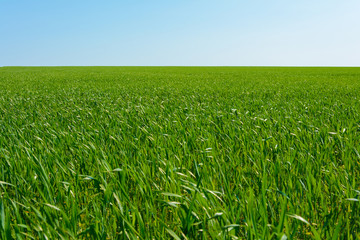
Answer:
(1, 67, 360, 239)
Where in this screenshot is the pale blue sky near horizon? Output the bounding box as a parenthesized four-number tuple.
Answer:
(1, 0, 359, 66)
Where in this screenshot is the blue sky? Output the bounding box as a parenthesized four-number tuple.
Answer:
(1, 0, 359, 66)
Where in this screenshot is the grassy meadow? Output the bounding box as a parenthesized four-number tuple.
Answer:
(0, 67, 360, 239)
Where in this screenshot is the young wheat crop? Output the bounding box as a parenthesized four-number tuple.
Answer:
(0, 67, 359, 239)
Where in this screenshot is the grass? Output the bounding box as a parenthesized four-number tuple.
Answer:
(0, 66, 360, 239)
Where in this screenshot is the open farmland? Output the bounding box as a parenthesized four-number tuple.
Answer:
(0, 67, 360, 239)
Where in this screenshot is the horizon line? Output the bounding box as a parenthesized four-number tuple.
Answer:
(1, 65, 360, 68)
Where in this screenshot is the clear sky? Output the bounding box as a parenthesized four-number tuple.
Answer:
(1, 0, 359, 66)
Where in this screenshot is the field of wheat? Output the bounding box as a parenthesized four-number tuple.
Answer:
(1, 67, 360, 239)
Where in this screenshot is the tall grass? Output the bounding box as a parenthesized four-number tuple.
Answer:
(0, 67, 360, 239)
